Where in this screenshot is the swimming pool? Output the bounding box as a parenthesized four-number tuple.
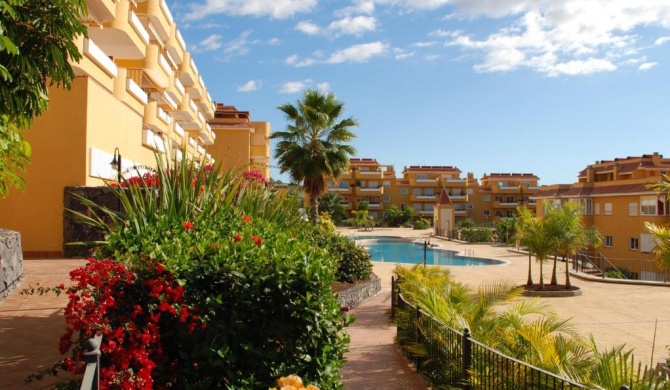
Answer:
(353, 237, 507, 266)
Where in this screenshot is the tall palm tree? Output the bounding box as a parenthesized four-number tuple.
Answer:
(271, 89, 358, 224)
(515, 206, 534, 286)
(516, 205, 553, 290)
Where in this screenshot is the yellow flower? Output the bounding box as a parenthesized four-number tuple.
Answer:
(271, 375, 319, 390)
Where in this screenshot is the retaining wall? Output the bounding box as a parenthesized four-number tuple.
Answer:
(336, 273, 381, 309)
(0, 229, 23, 301)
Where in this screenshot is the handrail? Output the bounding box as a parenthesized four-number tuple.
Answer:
(598, 251, 629, 279)
(80, 331, 103, 390)
(576, 252, 629, 279)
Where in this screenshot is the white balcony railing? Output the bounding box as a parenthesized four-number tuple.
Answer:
(126, 78, 148, 104)
(129, 10, 150, 45)
(84, 39, 118, 77)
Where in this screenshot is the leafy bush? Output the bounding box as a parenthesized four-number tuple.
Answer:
(318, 232, 372, 283)
(318, 212, 336, 233)
(413, 217, 430, 230)
(383, 205, 414, 227)
(458, 227, 494, 243)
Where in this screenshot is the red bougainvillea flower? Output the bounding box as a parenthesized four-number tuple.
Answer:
(182, 221, 194, 230)
(242, 215, 252, 224)
(234, 234, 242, 243)
(251, 235, 263, 246)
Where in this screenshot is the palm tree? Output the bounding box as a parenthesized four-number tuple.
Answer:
(516, 205, 553, 290)
(514, 206, 534, 286)
(271, 89, 358, 224)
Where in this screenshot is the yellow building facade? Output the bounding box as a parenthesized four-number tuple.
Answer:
(0, 0, 268, 257)
(532, 153, 670, 281)
(208, 104, 271, 179)
(469, 173, 540, 225)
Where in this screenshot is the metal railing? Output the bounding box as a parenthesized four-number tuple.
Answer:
(81, 331, 103, 390)
(392, 276, 587, 389)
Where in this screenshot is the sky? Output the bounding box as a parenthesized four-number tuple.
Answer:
(170, 0, 670, 186)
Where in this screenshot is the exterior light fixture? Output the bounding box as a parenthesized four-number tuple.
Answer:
(110, 147, 122, 183)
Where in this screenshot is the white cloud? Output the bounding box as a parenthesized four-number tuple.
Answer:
(325, 42, 389, 63)
(295, 16, 378, 38)
(285, 54, 317, 67)
(328, 16, 378, 37)
(280, 81, 309, 94)
(436, 1, 670, 76)
(394, 48, 414, 59)
(335, 0, 375, 17)
(296, 21, 321, 35)
(316, 82, 331, 92)
(655, 36, 670, 45)
(548, 58, 617, 76)
(219, 30, 254, 60)
(267, 38, 281, 45)
(192, 34, 223, 52)
(639, 62, 658, 71)
(237, 80, 260, 92)
(186, 0, 317, 20)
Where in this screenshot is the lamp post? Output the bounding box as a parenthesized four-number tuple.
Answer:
(110, 148, 122, 184)
(110, 148, 122, 211)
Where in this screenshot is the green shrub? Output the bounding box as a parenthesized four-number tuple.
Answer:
(459, 227, 494, 243)
(318, 212, 336, 233)
(413, 217, 430, 230)
(319, 232, 372, 283)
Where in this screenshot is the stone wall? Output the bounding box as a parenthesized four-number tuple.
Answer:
(336, 273, 381, 309)
(63, 186, 119, 258)
(0, 229, 23, 301)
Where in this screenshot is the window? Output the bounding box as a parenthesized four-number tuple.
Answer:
(455, 203, 462, 211)
(628, 203, 638, 216)
(630, 237, 639, 250)
(506, 210, 514, 218)
(383, 196, 390, 203)
(483, 195, 491, 202)
(497, 181, 508, 187)
(339, 182, 349, 189)
(466, 188, 473, 195)
(641, 196, 657, 215)
(466, 203, 473, 209)
(383, 181, 390, 188)
(495, 211, 503, 217)
(369, 181, 378, 189)
(595, 203, 600, 215)
(400, 188, 408, 195)
(505, 196, 515, 203)
(604, 202, 612, 216)
(425, 188, 434, 196)
(641, 233, 655, 253)
(579, 198, 592, 215)
(425, 204, 434, 212)
(327, 181, 334, 188)
(452, 189, 462, 196)
(605, 236, 613, 247)
(483, 210, 490, 217)
(413, 203, 422, 211)
(416, 174, 428, 180)
(413, 188, 422, 195)
(495, 195, 503, 202)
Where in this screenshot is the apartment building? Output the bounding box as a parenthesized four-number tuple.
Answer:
(326, 158, 395, 219)
(0, 0, 268, 257)
(532, 153, 670, 281)
(208, 104, 271, 179)
(469, 173, 540, 225)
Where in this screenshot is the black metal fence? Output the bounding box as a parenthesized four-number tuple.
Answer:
(392, 276, 588, 389)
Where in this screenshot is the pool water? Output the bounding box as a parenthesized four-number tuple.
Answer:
(355, 237, 506, 266)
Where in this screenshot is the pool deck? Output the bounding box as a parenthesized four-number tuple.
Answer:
(340, 227, 670, 370)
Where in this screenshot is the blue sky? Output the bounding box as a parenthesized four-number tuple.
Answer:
(170, 0, 670, 185)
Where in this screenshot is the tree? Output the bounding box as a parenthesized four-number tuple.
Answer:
(516, 205, 554, 290)
(318, 191, 346, 225)
(646, 175, 670, 274)
(271, 89, 358, 224)
(0, 0, 87, 197)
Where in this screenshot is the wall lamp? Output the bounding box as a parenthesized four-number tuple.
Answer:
(110, 147, 122, 184)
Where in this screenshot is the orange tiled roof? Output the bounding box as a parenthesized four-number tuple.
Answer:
(436, 188, 454, 206)
(533, 183, 653, 198)
(482, 173, 539, 180)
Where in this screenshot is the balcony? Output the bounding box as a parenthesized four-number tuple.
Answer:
(494, 201, 519, 208)
(76, 37, 118, 82)
(135, 0, 173, 42)
(179, 53, 198, 86)
(164, 76, 185, 110)
(357, 187, 384, 195)
(187, 75, 205, 100)
(448, 194, 467, 201)
(196, 90, 215, 118)
(198, 123, 215, 145)
(87, 3, 149, 60)
(142, 128, 167, 152)
(164, 24, 185, 65)
(172, 95, 195, 123)
(173, 121, 184, 138)
(368, 203, 381, 209)
(455, 210, 467, 216)
(356, 170, 382, 179)
(149, 90, 178, 111)
(499, 185, 521, 192)
(143, 100, 171, 134)
(330, 187, 352, 195)
(410, 194, 436, 202)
